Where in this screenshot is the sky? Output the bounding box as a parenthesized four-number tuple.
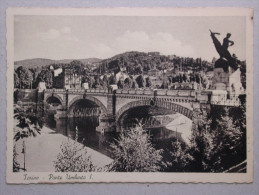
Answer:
(14, 15, 246, 62)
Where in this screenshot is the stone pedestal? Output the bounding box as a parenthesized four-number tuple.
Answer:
(212, 59, 244, 94)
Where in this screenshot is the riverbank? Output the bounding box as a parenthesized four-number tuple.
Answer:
(14, 126, 113, 172)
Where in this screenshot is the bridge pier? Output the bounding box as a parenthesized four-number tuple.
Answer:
(54, 109, 68, 119)
(96, 114, 116, 133)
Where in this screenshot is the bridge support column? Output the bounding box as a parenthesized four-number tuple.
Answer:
(54, 110, 68, 119)
(96, 114, 116, 133)
(96, 92, 116, 133)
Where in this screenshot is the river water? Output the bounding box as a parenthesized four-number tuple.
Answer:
(44, 115, 186, 162)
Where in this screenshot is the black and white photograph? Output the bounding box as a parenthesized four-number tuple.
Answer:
(6, 7, 253, 183)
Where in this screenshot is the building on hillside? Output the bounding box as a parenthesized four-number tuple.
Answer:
(116, 71, 129, 81)
(165, 68, 175, 77)
(38, 82, 46, 92)
(147, 76, 162, 88)
(54, 68, 63, 77)
(148, 52, 160, 56)
(148, 69, 161, 77)
(168, 55, 177, 60)
(64, 69, 82, 89)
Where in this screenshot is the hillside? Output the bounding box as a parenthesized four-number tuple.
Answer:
(14, 58, 56, 69)
(96, 51, 187, 75)
(14, 58, 102, 69)
(96, 51, 212, 75)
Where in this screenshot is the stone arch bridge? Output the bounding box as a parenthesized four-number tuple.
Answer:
(42, 88, 212, 132)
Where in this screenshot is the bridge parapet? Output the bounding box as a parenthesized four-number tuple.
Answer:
(44, 88, 198, 98)
(45, 88, 110, 95)
(115, 89, 196, 97)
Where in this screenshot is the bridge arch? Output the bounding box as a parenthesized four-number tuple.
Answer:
(68, 95, 108, 114)
(116, 99, 193, 125)
(45, 94, 63, 105)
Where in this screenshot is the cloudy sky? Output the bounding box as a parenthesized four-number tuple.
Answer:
(14, 15, 246, 61)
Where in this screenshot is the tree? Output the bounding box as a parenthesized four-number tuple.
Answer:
(70, 60, 86, 74)
(136, 75, 145, 88)
(145, 76, 152, 88)
(109, 124, 163, 172)
(93, 76, 101, 88)
(211, 108, 244, 170)
(37, 69, 53, 88)
(117, 79, 124, 89)
(16, 66, 33, 89)
(88, 76, 95, 88)
(189, 126, 217, 172)
(13, 105, 43, 171)
(167, 139, 193, 172)
(132, 80, 138, 89)
(14, 71, 20, 88)
(124, 77, 133, 89)
(108, 74, 116, 85)
(102, 75, 109, 88)
(54, 138, 96, 172)
(188, 106, 246, 172)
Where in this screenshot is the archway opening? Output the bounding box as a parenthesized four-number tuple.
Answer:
(67, 99, 102, 134)
(118, 105, 176, 130)
(68, 99, 102, 118)
(46, 96, 62, 107)
(45, 96, 63, 121)
(116, 104, 193, 169)
(118, 104, 193, 144)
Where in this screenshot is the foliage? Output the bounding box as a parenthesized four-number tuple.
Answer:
(187, 106, 246, 172)
(117, 79, 124, 89)
(14, 105, 43, 141)
(14, 71, 20, 88)
(145, 76, 152, 88)
(13, 105, 43, 172)
(96, 51, 210, 75)
(108, 74, 116, 85)
(54, 138, 96, 172)
(136, 75, 145, 88)
(210, 108, 244, 171)
(167, 139, 194, 172)
(15, 66, 33, 89)
(37, 69, 53, 88)
(109, 124, 163, 172)
(189, 123, 218, 172)
(124, 77, 133, 89)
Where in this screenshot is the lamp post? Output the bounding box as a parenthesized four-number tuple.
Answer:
(21, 140, 26, 171)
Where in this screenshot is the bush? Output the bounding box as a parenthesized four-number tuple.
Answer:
(109, 124, 164, 172)
(54, 138, 96, 172)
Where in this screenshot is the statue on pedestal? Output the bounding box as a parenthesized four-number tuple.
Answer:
(210, 30, 238, 70)
(210, 30, 244, 94)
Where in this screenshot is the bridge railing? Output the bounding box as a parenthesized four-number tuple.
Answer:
(210, 94, 241, 106)
(45, 88, 66, 93)
(45, 88, 110, 94)
(115, 89, 196, 97)
(44, 88, 197, 97)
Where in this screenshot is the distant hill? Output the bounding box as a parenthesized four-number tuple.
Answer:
(14, 58, 102, 69)
(97, 51, 174, 75)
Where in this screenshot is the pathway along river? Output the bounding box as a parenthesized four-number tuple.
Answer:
(44, 114, 191, 170)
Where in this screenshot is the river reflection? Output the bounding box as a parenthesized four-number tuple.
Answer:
(44, 116, 182, 159)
